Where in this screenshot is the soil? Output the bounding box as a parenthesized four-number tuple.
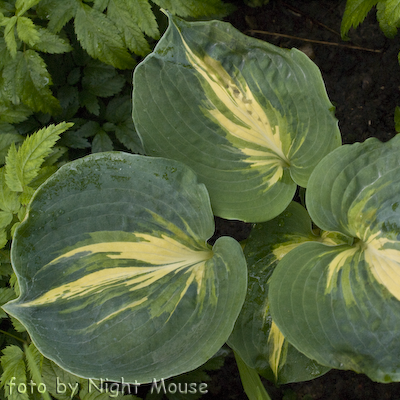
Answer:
(202, 1, 400, 399)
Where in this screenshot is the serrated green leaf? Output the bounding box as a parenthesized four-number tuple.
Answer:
(24, 343, 52, 400)
(92, 130, 113, 153)
(0, 211, 13, 229)
(341, 0, 379, 38)
(41, 358, 82, 400)
(80, 91, 100, 116)
(115, 123, 145, 154)
(115, 0, 159, 39)
(94, 0, 110, 12)
(32, 27, 73, 53)
(2, 50, 60, 114)
(57, 85, 80, 119)
(4, 153, 247, 383)
(15, 0, 40, 16)
(74, 3, 135, 69)
(152, 0, 231, 18)
(4, 16, 18, 57)
(82, 60, 125, 98)
(37, 0, 78, 33)
(384, 0, 400, 23)
(0, 168, 20, 214)
(38, 0, 78, 33)
(0, 102, 32, 124)
(0, 345, 29, 400)
(0, 288, 17, 318)
(0, 230, 7, 249)
(105, 95, 149, 154)
(5, 122, 73, 192)
(107, 0, 151, 56)
(0, 35, 11, 67)
(16, 16, 40, 46)
(60, 120, 99, 149)
(0, 131, 24, 164)
(377, 0, 400, 38)
(10, 316, 25, 332)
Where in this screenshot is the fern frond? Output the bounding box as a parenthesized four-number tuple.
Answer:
(5, 122, 73, 192)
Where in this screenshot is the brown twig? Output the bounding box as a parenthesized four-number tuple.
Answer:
(282, 1, 342, 38)
(246, 30, 382, 53)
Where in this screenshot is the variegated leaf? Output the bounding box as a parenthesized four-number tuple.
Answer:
(132, 14, 341, 222)
(3, 152, 247, 383)
(270, 134, 400, 382)
(228, 202, 331, 383)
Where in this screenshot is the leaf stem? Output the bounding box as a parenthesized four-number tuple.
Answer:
(0, 329, 26, 343)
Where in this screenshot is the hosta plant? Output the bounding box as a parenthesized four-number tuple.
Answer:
(2, 11, 400, 400)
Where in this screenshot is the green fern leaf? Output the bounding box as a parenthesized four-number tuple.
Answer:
(16, 16, 40, 46)
(74, 3, 135, 69)
(92, 130, 113, 153)
(0, 130, 23, 164)
(152, 0, 231, 17)
(0, 168, 20, 214)
(24, 343, 52, 400)
(0, 345, 29, 400)
(3, 16, 18, 57)
(341, 0, 379, 38)
(0, 102, 32, 124)
(37, 0, 78, 33)
(41, 359, 81, 400)
(94, 0, 110, 12)
(377, 1, 399, 37)
(32, 27, 73, 53)
(59, 121, 98, 148)
(15, 0, 41, 16)
(107, 0, 152, 56)
(82, 60, 126, 97)
(377, 0, 400, 37)
(5, 122, 73, 192)
(0, 230, 7, 249)
(2, 50, 60, 113)
(0, 211, 13, 229)
(119, 0, 159, 39)
(0, 287, 16, 318)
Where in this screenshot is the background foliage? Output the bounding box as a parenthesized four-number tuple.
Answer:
(0, 1, 234, 399)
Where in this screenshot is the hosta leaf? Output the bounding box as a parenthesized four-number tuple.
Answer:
(133, 15, 341, 222)
(74, 3, 135, 69)
(228, 202, 330, 384)
(3, 152, 247, 383)
(270, 134, 400, 382)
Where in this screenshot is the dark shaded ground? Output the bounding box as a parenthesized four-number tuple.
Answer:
(203, 1, 400, 399)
